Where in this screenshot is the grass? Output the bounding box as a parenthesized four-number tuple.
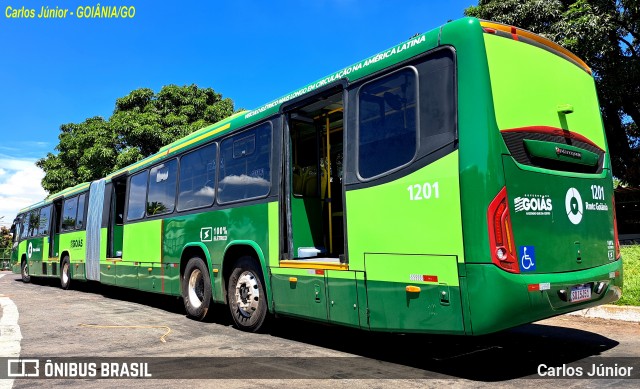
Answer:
(617, 245, 640, 306)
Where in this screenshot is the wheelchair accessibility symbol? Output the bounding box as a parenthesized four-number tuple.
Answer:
(519, 246, 536, 272)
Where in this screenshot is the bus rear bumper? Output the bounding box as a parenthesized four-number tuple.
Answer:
(464, 260, 623, 335)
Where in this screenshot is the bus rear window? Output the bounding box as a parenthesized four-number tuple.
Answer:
(484, 32, 607, 173)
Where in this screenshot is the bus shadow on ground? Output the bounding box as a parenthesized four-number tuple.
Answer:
(24, 276, 234, 324)
(265, 316, 619, 381)
(21, 276, 618, 381)
(24, 277, 185, 316)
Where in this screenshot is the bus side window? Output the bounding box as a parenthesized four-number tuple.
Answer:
(127, 171, 148, 221)
(38, 205, 52, 236)
(20, 215, 30, 241)
(28, 210, 40, 237)
(177, 143, 217, 211)
(357, 68, 418, 179)
(218, 122, 272, 203)
(62, 197, 79, 232)
(147, 159, 178, 216)
(76, 194, 86, 229)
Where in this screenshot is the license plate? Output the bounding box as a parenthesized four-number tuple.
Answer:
(570, 285, 592, 302)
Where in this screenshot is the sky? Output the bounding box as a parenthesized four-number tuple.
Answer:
(0, 0, 474, 226)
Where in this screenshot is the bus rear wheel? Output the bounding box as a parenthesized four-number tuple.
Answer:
(21, 260, 30, 283)
(227, 257, 268, 332)
(60, 256, 71, 290)
(182, 257, 212, 320)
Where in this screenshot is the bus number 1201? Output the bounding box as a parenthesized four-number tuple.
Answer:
(407, 182, 439, 201)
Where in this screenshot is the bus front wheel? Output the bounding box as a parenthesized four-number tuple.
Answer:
(227, 257, 268, 332)
(21, 260, 30, 283)
(182, 257, 212, 320)
(60, 256, 71, 290)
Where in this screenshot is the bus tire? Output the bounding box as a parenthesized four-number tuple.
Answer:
(182, 257, 212, 320)
(21, 260, 30, 283)
(227, 256, 268, 332)
(60, 256, 71, 290)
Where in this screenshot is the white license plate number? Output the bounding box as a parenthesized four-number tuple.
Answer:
(570, 286, 591, 302)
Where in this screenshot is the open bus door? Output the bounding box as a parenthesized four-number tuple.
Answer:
(100, 175, 126, 285)
(270, 85, 362, 327)
(49, 197, 63, 259)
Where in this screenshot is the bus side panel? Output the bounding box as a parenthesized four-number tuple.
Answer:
(271, 267, 328, 322)
(10, 240, 20, 273)
(121, 219, 163, 289)
(58, 230, 87, 280)
(26, 237, 46, 277)
(162, 203, 272, 301)
(345, 151, 466, 334)
(12, 240, 27, 274)
(99, 228, 116, 285)
(326, 270, 361, 328)
(364, 254, 462, 333)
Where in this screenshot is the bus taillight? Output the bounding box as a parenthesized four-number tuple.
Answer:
(488, 187, 519, 273)
(613, 194, 621, 260)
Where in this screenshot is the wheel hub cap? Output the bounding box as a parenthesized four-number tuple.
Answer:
(234, 271, 260, 317)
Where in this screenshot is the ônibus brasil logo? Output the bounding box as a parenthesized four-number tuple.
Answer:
(513, 194, 552, 216)
(565, 187, 583, 225)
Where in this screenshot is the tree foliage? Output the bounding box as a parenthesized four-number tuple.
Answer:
(37, 84, 235, 193)
(465, 0, 640, 185)
(1, 226, 12, 250)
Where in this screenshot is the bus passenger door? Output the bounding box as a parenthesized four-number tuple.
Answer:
(271, 86, 347, 323)
(102, 177, 126, 285)
(108, 178, 126, 259)
(283, 88, 346, 260)
(49, 198, 62, 259)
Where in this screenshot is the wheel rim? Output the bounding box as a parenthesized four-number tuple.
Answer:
(62, 262, 69, 284)
(188, 269, 204, 309)
(234, 271, 260, 318)
(22, 263, 28, 277)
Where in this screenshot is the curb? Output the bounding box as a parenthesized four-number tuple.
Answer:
(567, 304, 640, 322)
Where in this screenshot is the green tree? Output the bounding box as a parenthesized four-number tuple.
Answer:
(465, 0, 640, 185)
(1, 226, 12, 248)
(38, 84, 235, 193)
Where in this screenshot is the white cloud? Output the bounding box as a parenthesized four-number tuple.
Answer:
(0, 156, 47, 225)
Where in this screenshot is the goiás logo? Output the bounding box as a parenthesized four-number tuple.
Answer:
(513, 194, 553, 216)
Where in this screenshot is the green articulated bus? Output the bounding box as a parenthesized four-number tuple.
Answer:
(11, 18, 622, 335)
